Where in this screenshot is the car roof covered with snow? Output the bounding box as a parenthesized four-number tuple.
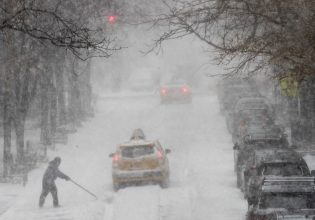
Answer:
(243, 124, 284, 141)
(234, 97, 272, 113)
(253, 149, 303, 164)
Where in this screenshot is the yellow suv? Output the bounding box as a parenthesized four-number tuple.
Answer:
(109, 138, 171, 191)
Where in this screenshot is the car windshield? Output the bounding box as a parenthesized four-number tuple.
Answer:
(248, 140, 284, 147)
(261, 193, 310, 209)
(239, 109, 272, 120)
(237, 102, 267, 111)
(121, 145, 155, 158)
(263, 164, 303, 176)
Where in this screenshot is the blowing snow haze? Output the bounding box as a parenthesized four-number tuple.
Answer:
(0, 1, 315, 220)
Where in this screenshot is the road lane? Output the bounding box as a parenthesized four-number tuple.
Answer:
(0, 92, 247, 220)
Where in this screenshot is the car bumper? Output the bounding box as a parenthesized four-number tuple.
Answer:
(113, 168, 168, 183)
(160, 94, 192, 103)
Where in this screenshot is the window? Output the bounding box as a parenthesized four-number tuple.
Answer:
(260, 193, 310, 209)
(262, 163, 303, 176)
(121, 145, 155, 158)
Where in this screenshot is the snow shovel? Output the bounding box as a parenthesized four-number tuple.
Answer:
(70, 179, 98, 199)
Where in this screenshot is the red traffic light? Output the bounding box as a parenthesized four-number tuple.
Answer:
(108, 15, 117, 24)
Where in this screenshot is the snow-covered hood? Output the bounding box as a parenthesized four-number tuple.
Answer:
(254, 208, 315, 219)
(254, 208, 287, 215)
(276, 209, 315, 219)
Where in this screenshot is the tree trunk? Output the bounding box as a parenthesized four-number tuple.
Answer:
(83, 60, 93, 117)
(68, 73, 82, 126)
(14, 114, 26, 165)
(3, 97, 12, 177)
(40, 79, 51, 146)
(50, 86, 57, 138)
(56, 68, 67, 126)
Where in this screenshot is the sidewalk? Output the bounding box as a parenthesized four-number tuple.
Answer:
(0, 183, 24, 216)
(0, 122, 41, 217)
(0, 114, 113, 220)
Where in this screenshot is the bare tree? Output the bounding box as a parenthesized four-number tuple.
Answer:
(152, 0, 315, 78)
(0, 0, 122, 174)
(0, 0, 120, 59)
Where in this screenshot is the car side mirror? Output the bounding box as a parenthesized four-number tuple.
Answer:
(109, 153, 114, 158)
(165, 149, 171, 154)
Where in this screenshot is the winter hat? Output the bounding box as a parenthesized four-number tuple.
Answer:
(53, 157, 61, 164)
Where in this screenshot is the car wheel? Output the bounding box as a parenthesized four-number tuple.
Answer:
(159, 177, 170, 189)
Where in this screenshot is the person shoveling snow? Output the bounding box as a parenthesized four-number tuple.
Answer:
(39, 157, 70, 208)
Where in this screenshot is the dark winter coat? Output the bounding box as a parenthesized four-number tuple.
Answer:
(42, 160, 69, 187)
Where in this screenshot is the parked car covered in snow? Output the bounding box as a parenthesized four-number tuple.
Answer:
(233, 123, 288, 148)
(109, 134, 171, 191)
(216, 78, 257, 105)
(227, 97, 275, 136)
(233, 97, 273, 114)
(234, 141, 291, 189)
(244, 150, 310, 204)
(230, 110, 275, 143)
(246, 177, 315, 220)
(216, 78, 259, 113)
(159, 83, 192, 104)
(234, 124, 288, 173)
(270, 211, 315, 219)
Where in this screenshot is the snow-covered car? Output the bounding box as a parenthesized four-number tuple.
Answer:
(109, 138, 171, 191)
(216, 78, 257, 105)
(233, 124, 288, 173)
(234, 140, 290, 189)
(233, 123, 288, 147)
(159, 83, 192, 104)
(233, 97, 273, 114)
(244, 151, 310, 204)
(227, 97, 274, 135)
(230, 109, 275, 143)
(271, 211, 315, 219)
(246, 177, 315, 220)
(217, 78, 260, 113)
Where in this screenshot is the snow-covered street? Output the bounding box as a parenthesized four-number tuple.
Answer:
(0, 92, 247, 220)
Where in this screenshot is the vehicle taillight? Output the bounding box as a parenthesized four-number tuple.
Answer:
(157, 150, 164, 159)
(160, 88, 167, 95)
(113, 153, 120, 162)
(181, 86, 189, 93)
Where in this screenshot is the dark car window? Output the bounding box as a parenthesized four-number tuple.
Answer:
(262, 164, 303, 176)
(260, 193, 310, 209)
(121, 145, 155, 158)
